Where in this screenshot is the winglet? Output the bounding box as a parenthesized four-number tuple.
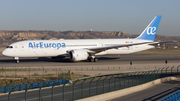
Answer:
(136, 15, 162, 41)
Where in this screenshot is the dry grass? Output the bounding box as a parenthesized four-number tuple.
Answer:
(0, 78, 46, 86)
(70, 72, 89, 80)
(0, 72, 87, 86)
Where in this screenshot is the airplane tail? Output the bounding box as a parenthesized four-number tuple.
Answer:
(136, 15, 162, 41)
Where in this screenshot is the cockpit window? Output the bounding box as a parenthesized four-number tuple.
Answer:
(7, 46, 13, 48)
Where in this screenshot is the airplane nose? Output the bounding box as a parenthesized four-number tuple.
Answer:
(2, 49, 8, 56)
(2, 50, 6, 56)
(2, 49, 14, 57)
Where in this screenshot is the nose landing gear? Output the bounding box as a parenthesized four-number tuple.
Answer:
(14, 57, 19, 63)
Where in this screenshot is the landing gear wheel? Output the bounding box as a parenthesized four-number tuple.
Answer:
(16, 60, 19, 63)
(94, 58, 98, 62)
(90, 58, 94, 62)
(88, 58, 94, 62)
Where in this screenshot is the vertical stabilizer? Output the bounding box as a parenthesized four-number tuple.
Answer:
(136, 15, 162, 41)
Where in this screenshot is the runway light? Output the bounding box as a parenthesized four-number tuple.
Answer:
(165, 60, 167, 64)
(130, 61, 132, 65)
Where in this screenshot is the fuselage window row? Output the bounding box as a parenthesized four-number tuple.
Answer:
(66, 44, 97, 47)
(105, 44, 122, 46)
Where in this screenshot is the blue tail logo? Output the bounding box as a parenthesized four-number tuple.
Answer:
(136, 15, 162, 41)
(147, 27, 156, 35)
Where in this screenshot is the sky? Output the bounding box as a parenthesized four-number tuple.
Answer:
(0, 0, 180, 36)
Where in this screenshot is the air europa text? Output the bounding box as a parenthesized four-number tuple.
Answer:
(28, 42, 66, 49)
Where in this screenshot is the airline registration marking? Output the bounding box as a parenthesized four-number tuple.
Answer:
(29, 42, 66, 49)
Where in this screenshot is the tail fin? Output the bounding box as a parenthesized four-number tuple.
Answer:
(136, 15, 162, 41)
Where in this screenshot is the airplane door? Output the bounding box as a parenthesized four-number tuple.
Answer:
(19, 44, 24, 51)
(128, 42, 133, 50)
(98, 42, 104, 47)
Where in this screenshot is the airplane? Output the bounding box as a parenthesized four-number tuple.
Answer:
(2, 15, 164, 63)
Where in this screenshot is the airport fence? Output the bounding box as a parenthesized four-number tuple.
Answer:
(0, 65, 160, 71)
(5, 65, 180, 101)
(160, 90, 180, 101)
(0, 65, 160, 79)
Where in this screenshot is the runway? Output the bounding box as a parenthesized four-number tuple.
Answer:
(0, 54, 180, 67)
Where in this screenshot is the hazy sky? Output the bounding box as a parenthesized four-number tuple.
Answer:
(0, 0, 179, 36)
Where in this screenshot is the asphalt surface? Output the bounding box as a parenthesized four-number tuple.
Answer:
(0, 54, 180, 67)
(110, 79, 180, 101)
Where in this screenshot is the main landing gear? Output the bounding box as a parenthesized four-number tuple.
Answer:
(88, 56, 98, 62)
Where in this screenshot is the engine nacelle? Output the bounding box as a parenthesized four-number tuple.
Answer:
(69, 50, 89, 61)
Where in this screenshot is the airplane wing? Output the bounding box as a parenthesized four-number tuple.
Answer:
(86, 42, 153, 53)
(86, 41, 173, 54)
(148, 41, 174, 45)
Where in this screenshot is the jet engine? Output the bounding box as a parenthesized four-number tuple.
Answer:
(69, 50, 89, 61)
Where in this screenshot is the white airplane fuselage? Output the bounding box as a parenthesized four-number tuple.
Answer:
(2, 39, 153, 57)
